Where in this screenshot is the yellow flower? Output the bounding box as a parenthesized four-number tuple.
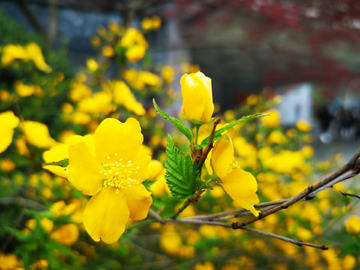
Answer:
(77, 91, 112, 114)
(302, 145, 314, 158)
(110, 81, 145, 115)
(69, 82, 92, 102)
(141, 17, 152, 30)
(151, 16, 162, 29)
(180, 71, 214, 124)
(102, 46, 115, 58)
(138, 71, 160, 86)
(207, 133, 260, 216)
(22, 121, 56, 148)
(67, 118, 152, 243)
(125, 44, 146, 62)
(247, 94, 258, 105)
(0, 252, 20, 270)
(261, 109, 280, 128)
(0, 90, 10, 101)
(90, 36, 100, 46)
(108, 21, 119, 33)
(14, 81, 36, 97)
(161, 65, 175, 84)
(25, 43, 52, 73)
(0, 159, 16, 172)
(296, 119, 312, 132)
(267, 130, 287, 144)
(345, 215, 360, 234)
(0, 111, 20, 153)
(1, 44, 27, 66)
(51, 224, 79, 246)
(194, 262, 215, 270)
(86, 59, 98, 72)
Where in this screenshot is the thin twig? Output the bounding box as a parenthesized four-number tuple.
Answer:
(148, 208, 165, 224)
(339, 191, 360, 200)
(0, 197, 48, 211)
(163, 218, 327, 250)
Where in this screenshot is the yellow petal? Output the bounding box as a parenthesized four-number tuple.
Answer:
(23, 121, 56, 148)
(122, 184, 152, 220)
(211, 138, 233, 178)
(67, 141, 103, 196)
(0, 128, 14, 154)
(131, 146, 151, 182)
(83, 188, 129, 244)
(94, 118, 143, 164)
(221, 168, 260, 216)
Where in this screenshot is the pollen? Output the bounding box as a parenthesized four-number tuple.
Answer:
(230, 157, 240, 171)
(101, 153, 139, 192)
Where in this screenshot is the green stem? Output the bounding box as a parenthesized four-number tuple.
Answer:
(171, 200, 191, 219)
(194, 124, 200, 145)
(127, 219, 156, 231)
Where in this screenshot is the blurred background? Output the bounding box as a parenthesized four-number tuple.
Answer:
(1, 1, 360, 269)
(2, 0, 360, 159)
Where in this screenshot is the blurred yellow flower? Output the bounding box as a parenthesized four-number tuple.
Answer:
(267, 130, 287, 144)
(25, 43, 52, 73)
(151, 16, 162, 29)
(286, 128, 297, 138)
(69, 82, 92, 102)
(138, 71, 160, 86)
(110, 80, 145, 115)
(261, 109, 280, 128)
(296, 119, 312, 132)
(161, 65, 175, 83)
(302, 145, 314, 158)
(22, 121, 56, 148)
(86, 59, 98, 72)
(160, 227, 183, 255)
(108, 21, 119, 33)
(90, 35, 100, 46)
(0, 111, 20, 153)
(247, 94, 258, 105)
(180, 71, 214, 124)
(78, 91, 111, 114)
(125, 44, 146, 62)
(0, 90, 10, 101)
(51, 224, 79, 245)
(141, 17, 152, 30)
(345, 215, 360, 234)
(67, 118, 152, 244)
(0, 159, 15, 172)
(0, 252, 19, 270)
(207, 133, 260, 216)
(194, 262, 215, 270)
(14, 81, 36, 97)
(1, 44, 27, 66)
(40, 217, 54, 233)
(148, 160, 164, 180)
(102, 46, 115, 58)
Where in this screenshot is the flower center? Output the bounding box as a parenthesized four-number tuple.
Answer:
(101, 153, 139, 193)
(230, 157, 240, 171)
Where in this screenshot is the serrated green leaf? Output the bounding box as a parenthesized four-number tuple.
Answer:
(43, 159, 69, 167)
(153, 99, 193, 142)
(200, 113, 267, 147)
(164, 135, 198, 200)
(142, 179, 157, 191)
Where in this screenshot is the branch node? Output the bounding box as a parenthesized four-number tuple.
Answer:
(305, 195, 315, 200)
(258, 212, 263, 218)
(281, 205, 288, 209)
(231, 222, 238, 229)
(307, 185, 314, 192)
(321, 245, 329, 250)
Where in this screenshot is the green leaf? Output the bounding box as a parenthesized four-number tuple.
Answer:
(164, 135, 198, 200)
(153, 99, 193, 142)
(200, 113, 267, 147)
(142, 179, 157, 191)
(43, 159, 69, 167)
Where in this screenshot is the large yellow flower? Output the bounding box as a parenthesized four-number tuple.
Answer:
(180, 71, 214, 124)
(67, 118, 152, 244)
(206, 132, 260, 216)
(0, 111, 20, 153)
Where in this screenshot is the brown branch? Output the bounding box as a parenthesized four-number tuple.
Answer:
(148, 208, 166, 224)
(339, 191, 360, 200)
(163, 218, 327, 250)
(0, 197, 48, 211)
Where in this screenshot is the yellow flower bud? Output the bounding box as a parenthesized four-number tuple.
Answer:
(180, 71, 214, 124)
(261, 109, 281, 128)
